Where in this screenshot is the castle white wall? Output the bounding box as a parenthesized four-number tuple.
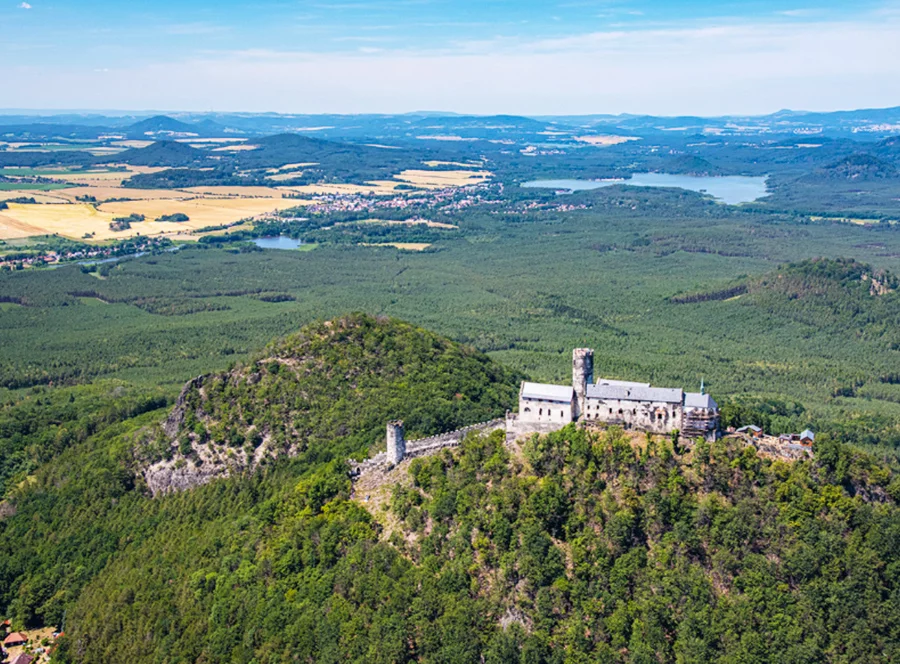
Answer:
(518, 396, 574, 424)
(582, 397, 683, 434)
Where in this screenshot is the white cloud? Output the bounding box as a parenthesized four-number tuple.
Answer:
(4, 11, 900, 115)
(18, 2, 32, 8)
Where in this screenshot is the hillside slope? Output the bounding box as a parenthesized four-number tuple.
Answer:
(0, 315, 520, 649)
(141, 313, 521, 494)
(60, 425, 900, 663)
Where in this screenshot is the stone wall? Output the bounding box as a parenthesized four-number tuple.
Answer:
(351, 419, 505, 477)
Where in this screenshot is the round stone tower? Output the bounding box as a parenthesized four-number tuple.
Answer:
(386, 420, 406, 465)
(572, 348, 594, 419)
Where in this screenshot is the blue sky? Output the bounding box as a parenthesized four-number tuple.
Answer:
(3, 1, 900, 114)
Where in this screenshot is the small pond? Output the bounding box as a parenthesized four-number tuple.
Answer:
(252, 236, 304, 250)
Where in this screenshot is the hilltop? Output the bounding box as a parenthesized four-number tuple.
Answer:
(141, 314, 521, 493)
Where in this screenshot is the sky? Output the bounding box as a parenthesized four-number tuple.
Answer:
(2, 0, 900, 116)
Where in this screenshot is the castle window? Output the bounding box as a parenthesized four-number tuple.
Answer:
(523, 407, 531, 413)
(539, 408, 543, 416)
(560, 410, 564, 418)
(618, 409, 623, 415)
(609, 408, 613, 414)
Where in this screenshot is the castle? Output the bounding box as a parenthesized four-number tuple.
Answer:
(355, 348, 720, 476)
(509, 348, 719, 441)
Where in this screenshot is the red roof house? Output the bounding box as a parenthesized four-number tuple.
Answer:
(12, 653, 35, 664)
(3, 631, 28, 647)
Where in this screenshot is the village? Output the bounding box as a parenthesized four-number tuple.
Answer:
(0, 237, 173, 272)
(0, 622, 61, 664)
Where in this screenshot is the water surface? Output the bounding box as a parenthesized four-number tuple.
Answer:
(252, 236, 304, 250)
(521, 173, 769, 205)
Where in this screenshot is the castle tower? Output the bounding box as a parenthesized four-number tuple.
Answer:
(386, 420, 406, 465)
(572, 348, 594, 419)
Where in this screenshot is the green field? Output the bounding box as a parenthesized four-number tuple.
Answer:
(0, 182, 70, 191)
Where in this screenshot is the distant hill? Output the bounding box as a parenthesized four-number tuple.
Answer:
(679, 258, 900, 342)
(125, 115, 227, 138)
(106, 140, 208, 167)
(0, 123, 110, 141)
(232, 132, 422, 178)
(815, 153, 898, 180)
(663, 155, 725, 176)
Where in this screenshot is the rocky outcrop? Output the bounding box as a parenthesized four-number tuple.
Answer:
(144, 458, 232, 495)
(161, 375, 206, 439)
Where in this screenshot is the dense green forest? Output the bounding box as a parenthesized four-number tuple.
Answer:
(1, 316, 899, 663)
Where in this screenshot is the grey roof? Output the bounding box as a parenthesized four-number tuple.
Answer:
(800, 429, 815, 440)
(737, 425, 762, 433)
(596, 378, 651, 388)
(685, 392, 718, 410)
(586, 383, 683, 404)
(520, 382, 574, 403)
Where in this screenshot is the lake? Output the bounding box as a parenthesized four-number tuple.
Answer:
(520, 173, 769, 205)
(253, 236, 304, 250)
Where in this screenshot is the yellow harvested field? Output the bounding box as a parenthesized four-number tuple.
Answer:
(268, 162, 318, 173)
(810, 215, 881, 226)
(99, 196, 304, 227)
(211, 144, 259, 152)
(393, 169, 492, 188)
(362, 242, 432, 251)
(0, 202, 120, 240)
(181, 185, 310, 198)
(0, 190, 74, 204)
(48, 166, 167, 187)
(0, 195, 304, 242)
(111, 140, 154, 148)
(0, 212, 44, 239)
(52, 186, 197, 202)
(575, 135, 641, 146)
(267, 172, 312, 182)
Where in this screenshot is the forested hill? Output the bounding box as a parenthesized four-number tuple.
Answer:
(675, 257, 900, 340)
(2, 313, 900, 662)
(141, 314, 522, 493)
(741, 259, 900, 355)
(52, 423, 900, 662)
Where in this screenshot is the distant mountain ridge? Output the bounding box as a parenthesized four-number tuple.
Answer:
(3, 106, 900, 141)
